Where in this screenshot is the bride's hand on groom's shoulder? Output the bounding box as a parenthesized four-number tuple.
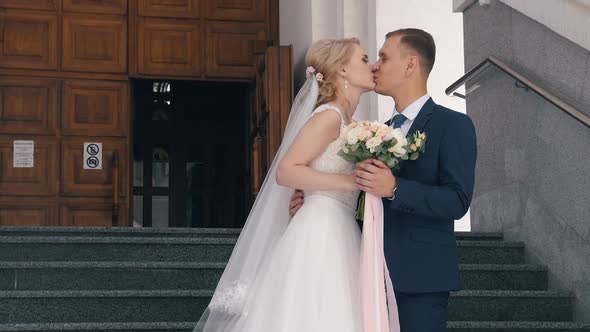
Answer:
(354, 159, 397, 198)
(289, 190, 304, 217)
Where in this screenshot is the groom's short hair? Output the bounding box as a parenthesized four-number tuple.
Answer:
(386, 29, 436, 77)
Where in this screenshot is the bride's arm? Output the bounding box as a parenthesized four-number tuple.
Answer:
(276, 109, 356, 191)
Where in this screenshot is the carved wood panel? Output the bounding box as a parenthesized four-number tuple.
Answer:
(0, 0, 59, 11)
(62, 14, 127, 73)
(138, 0, 200, 18)
(0, 197, 57, 226)
(0, 76, 59, 135)
(138, 18, 201, 76)
(0, 10, 58, 70)
(61, 137, 127, 197)
(205, 21, 266, 78)
(251, 46, 291, 193)
(62, 79, 128, 136)
(60, 198, 127, 226)
(0, 136, 59, 196)
(63, 0, 128, 15)
(206, 0, 266, 21)
(265, 46, 292, 162)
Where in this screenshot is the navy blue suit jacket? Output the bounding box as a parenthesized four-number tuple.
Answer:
(375, 98, 477, 293)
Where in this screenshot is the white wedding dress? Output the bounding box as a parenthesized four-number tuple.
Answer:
(233, 104, 363, 332)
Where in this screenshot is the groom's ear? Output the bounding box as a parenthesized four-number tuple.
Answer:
(405, 55, 419, 76)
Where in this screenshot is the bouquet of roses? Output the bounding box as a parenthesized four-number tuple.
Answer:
(338, 120, 427, 220)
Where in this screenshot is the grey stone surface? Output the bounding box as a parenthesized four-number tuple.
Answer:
(5, 289, 571, 324)
(0, 322, 195, 332)
(449, 290, 574, 321)
(537, 31, 589, 112)
(0, 262, 226, 291)
(0, 227, 242, 238)
(0, 237, 236, 262)
(455, 232, 504, 241)
(467, 74, 516, 195)
(0, 290, 212, 324)
(582, 56, 590, 116)
(517, 195, 590, 321)
(464, 0, 590, 321)
(448, 321, 590, 331)
(471, 182, 527, 233)
(0, 229, 581, 329)
(511, 9, 547, 78)
(459, 264, 548, 290)
(0, 260, 548, 292)
(457, 241, 525, 264)
(463, 2, 514, 69)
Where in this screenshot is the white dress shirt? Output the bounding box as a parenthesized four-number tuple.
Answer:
(390, 94, 431, 135)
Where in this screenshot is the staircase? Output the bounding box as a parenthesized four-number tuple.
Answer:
(0, 227, 587, 332)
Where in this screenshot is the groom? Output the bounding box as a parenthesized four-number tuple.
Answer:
(290, 29, 477, 331)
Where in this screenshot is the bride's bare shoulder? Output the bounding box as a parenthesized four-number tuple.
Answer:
(305, 107, 342, 135)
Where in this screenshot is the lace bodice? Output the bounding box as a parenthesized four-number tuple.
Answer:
(306, 104, 359, 209)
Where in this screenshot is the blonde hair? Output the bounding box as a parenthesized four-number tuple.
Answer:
(305, 38, 360, 107)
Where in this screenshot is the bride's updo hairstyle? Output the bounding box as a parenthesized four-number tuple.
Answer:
(305, 38, 360, 106)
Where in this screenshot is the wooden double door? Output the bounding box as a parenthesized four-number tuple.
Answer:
(0, 0, 292, 228)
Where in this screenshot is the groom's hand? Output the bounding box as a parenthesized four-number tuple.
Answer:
(355, 159, 397, 198)
(289, 190, 304, 217)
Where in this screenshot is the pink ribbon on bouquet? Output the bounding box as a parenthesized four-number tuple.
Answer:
(360, 192, 400, 332)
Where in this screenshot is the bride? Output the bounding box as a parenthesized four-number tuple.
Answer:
(194, 37, 375, 332)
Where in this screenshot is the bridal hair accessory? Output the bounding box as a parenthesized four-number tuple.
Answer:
(306, 66, 324, 82)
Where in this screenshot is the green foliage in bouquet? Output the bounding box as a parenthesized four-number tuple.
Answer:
(337, 121, 427, 221)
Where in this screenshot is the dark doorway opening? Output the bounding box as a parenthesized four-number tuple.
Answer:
(132, 79, 252, 228)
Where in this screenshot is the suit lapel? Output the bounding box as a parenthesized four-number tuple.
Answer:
(407, 97, 435, 136)
(396, 98, 436, 174)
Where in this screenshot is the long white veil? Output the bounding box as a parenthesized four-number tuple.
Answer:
(194, 75, 320, 331)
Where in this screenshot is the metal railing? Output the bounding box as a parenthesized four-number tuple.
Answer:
(446, 56, 590, 128)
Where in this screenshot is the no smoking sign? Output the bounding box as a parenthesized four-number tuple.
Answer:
(83, 142, 103, 170)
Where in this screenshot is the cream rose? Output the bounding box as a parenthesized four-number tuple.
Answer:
(346, 127, 360, 144)
(387, 128, 408, 157)
(383, 127, 395, 141)
(369, 122, 381, 133)
(365, 136, 383, 153)
(357, 129, 370, 142)
(376, 126, 389, 138)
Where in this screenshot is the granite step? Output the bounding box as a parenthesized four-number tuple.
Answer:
(455, 232, 504, 241)
(447, 321, 590, 331)
(0, 289, 573, 323)
(0, 262, 546, 291)
(0, 290, 212, 324)
(0, 227, 503, 241)
(0, 237, 523, 264)
(448, 290, 574, 322)
(459, 264, 548, 290)
(0, 321, 587, 332)
(0, 322, 194, 331)
(0, 237, 236, 262)
(0, 262, 226, 291)
(0, 227, 241, 239)
(458, 241, 525, 264)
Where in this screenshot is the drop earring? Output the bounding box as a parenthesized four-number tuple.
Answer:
(345, 80, 348, 89)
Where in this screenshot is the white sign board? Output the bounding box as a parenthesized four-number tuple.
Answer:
(83, 142, 102, 170)
(13, 140, 34, 168)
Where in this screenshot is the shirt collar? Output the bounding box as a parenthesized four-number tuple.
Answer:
(393, 94, 430, 121)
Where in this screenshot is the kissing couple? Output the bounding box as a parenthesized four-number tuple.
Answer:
(195, 28, 477, 332)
